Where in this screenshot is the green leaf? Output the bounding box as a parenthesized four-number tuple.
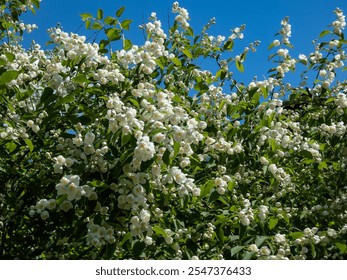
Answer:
(132, 241, 146, 258)
(5, 142, 17, 153)
(72, 74, 89, 85)
(116, 7, 125, 18)
(124, 39, 132, 51)
(32, 0, 40, 8)
(186, 26, 194, 37)
(106, 243, 116, 259)
(171, 57, 182, 67)
(106, 28, 121, 41)
(16, 89, 34, 101)
(121, 133, 132, 147)
(152, 225, 168, 237)
(182, 49, 193, 59)
(128, 98, 139, 109)
(194, 82, 209, 92)
(120, 232, 132, 246)
(85, 19, 91, 29)
(208, 190, 220, 203)
(252, 91, 261, 105)
(268, 217, 278, 230)
(121, 19, 132, 31)
(215, 224, 225, 243)
(0, 70, 19, 85)
(173, 141, 180, 158)
(88, 180, 108, 188)
(216, 69, 226, 80)
(97, 9, 103, 20)
(300, 150, 313, 159)
(319, 30, 331, 38)
(91, 22, 103, 30)
(255, 235, 269, 247)
(288, 231, 304, 240)
(24, 139, 34, 152)
(268, 42, 275, 50)
(335, 242, 347, 254)
(0, 58, 6, 66)
(261, 87, 268, 99)
(172, 95, 183, 104)
(5, 52, 15, 62)
(227, 180, 236, 192)
(104, 16, 117, 26)
(200, 180, 214, 198)
(39, 87, 56, 107)
(55, 92, 75, 107)
(318, 161, 328, 170)
(268, 138, 276, 151)
(223, 40, 234, 51)
(99, 39, 110, 50)
(230, 245, 245, 257)
(310, 242, 316, 259)
(242, 251, 256, 260)
(155, 58, 165, 69)
(80, 13, 92, 21)
(235, 61, 244, 72)
(119, 148, 133, 165)
(162, 149, 171, 166)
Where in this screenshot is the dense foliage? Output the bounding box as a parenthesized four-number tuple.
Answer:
(0, 0, 346, 259)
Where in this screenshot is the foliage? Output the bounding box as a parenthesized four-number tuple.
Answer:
(0, 1, 346, 260)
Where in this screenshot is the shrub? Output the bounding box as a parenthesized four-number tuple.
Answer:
(0, 1, 346, 259)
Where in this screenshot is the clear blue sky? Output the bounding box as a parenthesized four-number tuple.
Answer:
(22, 0, 347, 86)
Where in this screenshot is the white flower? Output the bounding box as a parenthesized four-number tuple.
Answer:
(35, 199, 48, 211)
(249, 244, 259, 252)
(144, 236, 153, 245)
(140, 209, 151, 223)
(259, 246, 271, 256)
(214, 177, 227, 187)
(240, 216, 250, 226)
(327, 229, 337, 237)
(216, 186, 226, 195)
(274, 233, 286, 244)
(134, 136, 155, 163)
(277, 48, 288, 57)
(27, 120, 34, 128)
(46, 199, 56, 210)
(268, 164, 277, 174)
(170, 166, 187, 184)
(60, 200, 73, 212)
(192, 187, 201, 196)
(273, 39, 280, 46)
(84, 132, 95, 145)
(40, 210, 49, 220)
(32, 125, 40, 133)
(259, 156, 269, 165)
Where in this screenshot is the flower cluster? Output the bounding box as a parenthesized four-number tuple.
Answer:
(86, 221, 116, 248)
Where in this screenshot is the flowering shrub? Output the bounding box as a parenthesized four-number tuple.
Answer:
(0, 1, 347, 260)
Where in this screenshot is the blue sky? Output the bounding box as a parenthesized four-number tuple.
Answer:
(22, 0, 347, 86)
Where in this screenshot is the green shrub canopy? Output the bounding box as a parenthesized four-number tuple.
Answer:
(0, 1, 346, 259)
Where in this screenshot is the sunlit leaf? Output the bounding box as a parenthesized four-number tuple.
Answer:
(24, 139, 34, 152)
(91, 21, 103, 30)
(97, 9, 103, 20)
(268, 217, 278, 230)
(116, 6, 125, 18)
(235, 61, 244, 72)
(121, 19, 132, 30)
(0, 70, 19, 85)
(80, 13, 92, 21)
